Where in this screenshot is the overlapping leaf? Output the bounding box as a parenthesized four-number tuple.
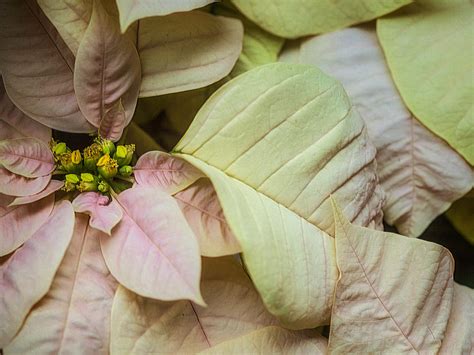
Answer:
(116, 0, 216, 32)
(446, 190, 474, 245)
(0, 201, 74, 347)
(37, 0, 92, 54)
(134, 151, 203, 194)
(74, 0, 140, 133)
(230, 0, 412, 38)
(99, 186, 203, 304)
(111, 256, 327, 353)
(281, 27, 474, 237)
(5, 214, 117, 354)
(138, 12, 243, 97)
(213, 3, 284, 77)
(0, 78, 51, 142)
(8, 180, 63, 207)
(377, 0, 474, 164)
(0, 0, 93, 133)
(175, 179, 241, 257)
(0, 194, 54, 256)
(0, 138, 55, 178)
(0, 167, 51, 197)
(329, 199, 457, 353)
(72, 192, 123, 235)
(173, 63, 385, 328)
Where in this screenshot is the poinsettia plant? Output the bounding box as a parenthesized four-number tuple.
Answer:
(0, 0, 473, 354)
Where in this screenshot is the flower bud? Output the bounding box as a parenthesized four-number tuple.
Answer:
(114, 144, 135, 166)
(65, 173, 80, 184)
(83, 143, 102, 171)
(71, 150, 82, 164)
(119, 165, 133, 177)
(78, 173, 99, 192)
(96, 138, 116, 156)
(98, 180, 110, 193)
(53, 142, 67, 156)
(60, 152, 81, 173)
(97, 154, 118, 179)
(63, 181, 77, 192)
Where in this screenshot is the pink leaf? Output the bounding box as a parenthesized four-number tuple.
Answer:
(4, 213, 118, 353)
(0, 166, 50, 197)
(74, 0, 140, 128)
(0, 138, 55, 178)
(100, 186, 204, 304)
(0, 77, 52, 142)
(0, 0, 94, 133)
(9, 180, 63, 206)
(0, 200, 74, 347)
(134, 151, 203, 194)
(72, 192, 123, 235)
(0, 194, 54, 256)
(99, 100, 127, 142)
(175, 179, 241, 257)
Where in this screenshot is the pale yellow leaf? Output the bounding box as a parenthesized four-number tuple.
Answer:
(377, 0, 474, 164)
(173, 63, 385, 328)
(138, 12, 243, 97)
(230, 0, 412, 38)
(281, 26, 474, 237)
(116, 0, 216, 32)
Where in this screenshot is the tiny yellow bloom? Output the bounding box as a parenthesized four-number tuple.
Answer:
(71, 150, 82, 164)
(97, 154, 110, 167)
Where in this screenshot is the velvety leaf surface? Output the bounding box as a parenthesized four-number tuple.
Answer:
(0, 0, 94, 133)
(174, 63, 385, 328)
(98, 100, 127, 142)
(0, 138, 55, 178)
(37, 0, 92, 54)
(175, 179, 241, 257)
(74, 0, 141, 130)
(329, 199, 455, 353)
(116, 0, 215, 32)
(377, 0, 474, 163)
(72, 192, 123, 235)
(0, 200, 74, 347)
(230, 0, 412, 38)
(0, 77, 52, 142)
(0, 194, 54, 256)
(111, 257, 326, 353)
(8, 180, 63, 206)
(214, 3, 284, 77)
(134, 151, 203, 194)
(5, 214, 118, 354)
(439, 283, 474, 353)
(99, 186, 203, 304)
(0, 167, 51, 197)
(138, 12, 243, 97)
(282, 27, 474, 237)
(446, 190, 474, 245)
(201, 326, 327, 354)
